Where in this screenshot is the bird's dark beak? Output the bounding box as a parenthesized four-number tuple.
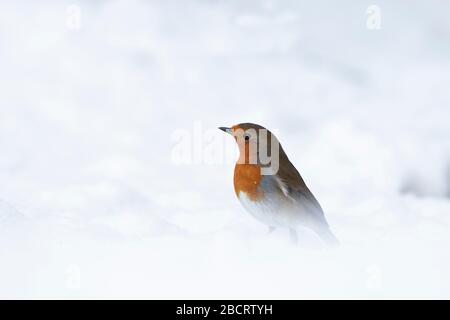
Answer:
(219, 127, 233, 135)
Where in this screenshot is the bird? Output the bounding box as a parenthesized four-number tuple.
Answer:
(219, 123, 339, 246)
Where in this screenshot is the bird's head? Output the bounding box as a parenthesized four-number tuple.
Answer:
(219, 123, 282, 175)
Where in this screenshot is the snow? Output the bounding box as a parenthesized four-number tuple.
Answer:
(0, 0, 449, 299)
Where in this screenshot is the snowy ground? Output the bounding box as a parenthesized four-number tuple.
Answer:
(1, 0, 450, 299)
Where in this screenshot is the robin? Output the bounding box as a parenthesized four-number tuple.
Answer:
(219, 123, 339, 246)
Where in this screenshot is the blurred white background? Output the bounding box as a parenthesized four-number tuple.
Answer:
(0, 0, 449, 299)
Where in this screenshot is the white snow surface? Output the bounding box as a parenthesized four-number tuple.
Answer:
(0, 0, 450, 299)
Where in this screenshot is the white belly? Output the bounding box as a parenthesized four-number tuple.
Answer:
(238, 191, 304, 228)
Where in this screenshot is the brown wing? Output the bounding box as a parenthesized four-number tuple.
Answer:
(276, 146, 327, 224)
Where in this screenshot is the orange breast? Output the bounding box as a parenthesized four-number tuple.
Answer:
(233, 164, 263, 201)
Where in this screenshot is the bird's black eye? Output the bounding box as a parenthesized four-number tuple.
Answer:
(244, 134, 250, 141)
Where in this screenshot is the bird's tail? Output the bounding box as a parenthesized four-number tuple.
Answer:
(316, 227, 340, 247)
